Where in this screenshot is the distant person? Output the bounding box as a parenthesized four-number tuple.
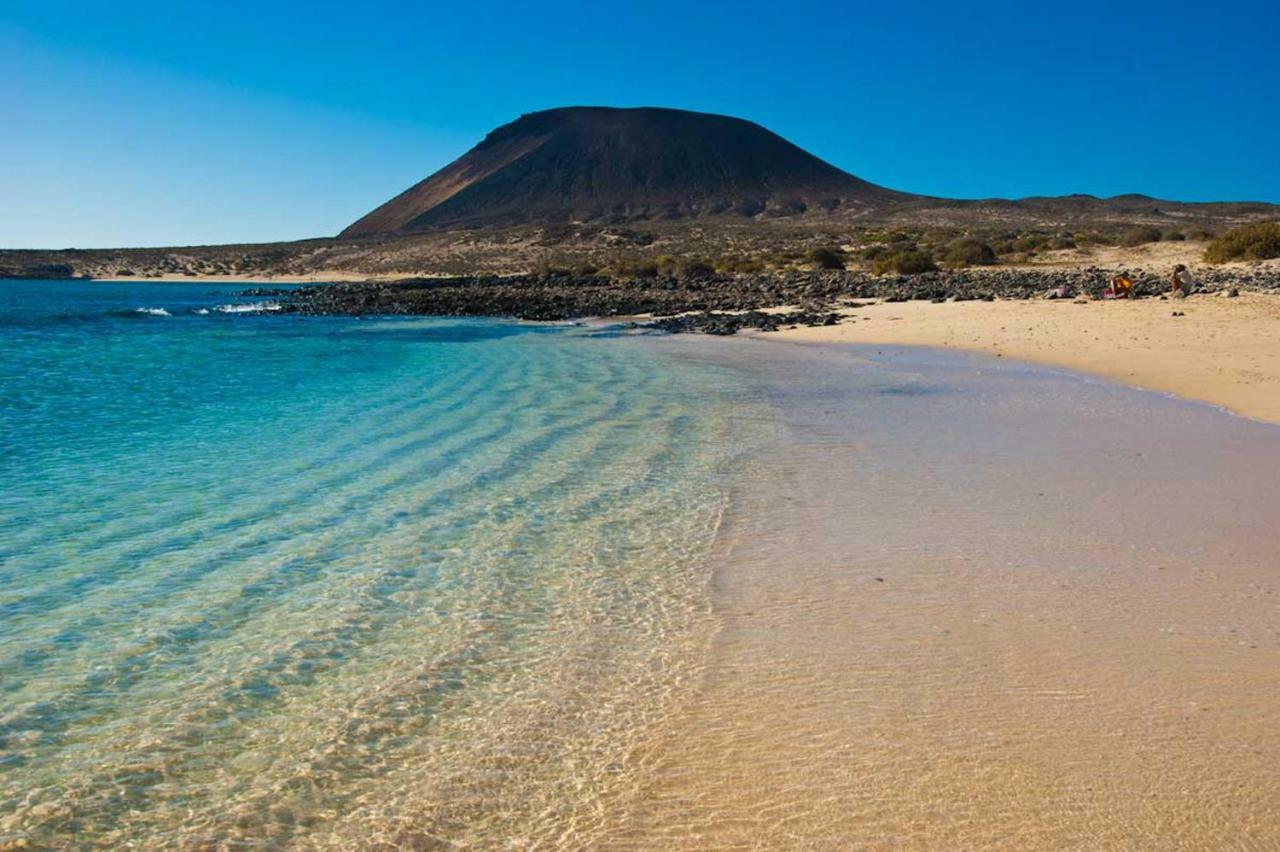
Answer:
(1105, 274, 1135, 299)
(1171, 264, 1197, 298)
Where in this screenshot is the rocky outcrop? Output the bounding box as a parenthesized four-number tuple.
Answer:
(264, 265, 1280, 334)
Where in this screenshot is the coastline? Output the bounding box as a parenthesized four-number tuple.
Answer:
(765, 291, 1280, 423)
(88, 271, 412, 284)
(9, 273, 1279, 422)
(5, 281, 1279, 845)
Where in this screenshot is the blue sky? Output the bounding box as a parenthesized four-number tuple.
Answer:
(3, 0, 1278, 248)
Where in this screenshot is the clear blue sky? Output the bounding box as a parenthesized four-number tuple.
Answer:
(4, 0, 1278, 248)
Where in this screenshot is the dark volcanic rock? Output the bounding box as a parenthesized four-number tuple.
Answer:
(0, 263, 77, 279)
(645, 310, 844, 335)
(272, 266, 1280, 335)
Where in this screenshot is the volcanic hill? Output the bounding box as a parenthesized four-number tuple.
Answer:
(340, 106, 913, 236)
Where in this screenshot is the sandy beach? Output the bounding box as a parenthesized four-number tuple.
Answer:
(769, 291, 1280, 423)
(617, 337, 1280, 848)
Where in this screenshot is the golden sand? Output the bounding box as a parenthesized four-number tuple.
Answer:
(769, 292, 1280, 423)
(613, 339, 1280, 848)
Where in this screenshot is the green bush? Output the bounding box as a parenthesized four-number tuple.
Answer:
(943, 239, 997, 267)
(632, 255, 717, 278)
(1048, 235, 1077, 250)
(609, 259, 659, 278)
(807, 246, 847, 270)
(862, 239, 916, 261)
(1120, 226, 1163, 247)
(873, 251, 937, 275)
(715, 256, 765, 274)
(1075, 231, 1117, 247)
(677, 258, 715, 277)
(1163, 231, 1185, 242)
(1204, 221, 1280, 262)
(653, 254, 678, 275)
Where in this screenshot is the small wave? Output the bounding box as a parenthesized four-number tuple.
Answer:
(133, 307, 171, 317)
(213, 302, 282, 314)
(192, 308, 210, 315)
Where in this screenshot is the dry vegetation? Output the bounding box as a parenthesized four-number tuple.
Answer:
(3, 206, 1277, 282)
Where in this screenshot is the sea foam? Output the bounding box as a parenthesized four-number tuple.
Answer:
(213, 301, 282, 314)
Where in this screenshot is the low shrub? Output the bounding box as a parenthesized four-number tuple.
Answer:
(1204, 221, 1280, 262)
(1120, 226, 1163, 247)
(862, 239, 916, 261)
(873, 251, 937, 275)
(653, 254, 678, 275)
(677, 258, 715, 277)
(943, 239, 997, 267)
(1013, 234, 1050, 253)
(609, 259, 659, 278)
(1075, 231, 1117, 247)
(715, 256, 765, 274)
(807, 246, 847, 270)
(1163, 231, 1186, 242)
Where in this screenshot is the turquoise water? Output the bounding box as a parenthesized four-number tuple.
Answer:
(0, 280, 759, 846)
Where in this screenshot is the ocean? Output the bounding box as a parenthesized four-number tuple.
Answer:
(5, 279, 1280, 848)
(0, 279, 764, 846)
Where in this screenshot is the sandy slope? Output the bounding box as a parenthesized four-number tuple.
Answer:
(769, 292, 1280, 423)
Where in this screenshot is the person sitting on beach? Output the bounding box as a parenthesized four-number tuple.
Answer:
(1105, 274, 1135, 299)
(1171, 264, 1197, 298)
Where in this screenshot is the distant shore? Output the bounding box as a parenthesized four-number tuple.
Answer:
(92, 271, 415, 284)
(8, 264, 1278, 423)
(261, 264, 1280, 423)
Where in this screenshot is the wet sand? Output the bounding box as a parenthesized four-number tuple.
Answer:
(615, 338, 1280, 848)
(770, 292, 1280, 424)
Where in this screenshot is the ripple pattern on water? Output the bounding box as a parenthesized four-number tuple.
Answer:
(0, 281, 766, 847)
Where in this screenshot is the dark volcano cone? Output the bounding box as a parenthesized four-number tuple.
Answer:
(341, 106, 910, 236)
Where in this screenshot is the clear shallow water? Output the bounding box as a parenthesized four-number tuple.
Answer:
(0, 280, 762, 847)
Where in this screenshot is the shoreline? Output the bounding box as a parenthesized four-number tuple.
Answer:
(7, 274, 1277, 422)
(247, 268, 1280, 425)
(763, 292, 1280, 424)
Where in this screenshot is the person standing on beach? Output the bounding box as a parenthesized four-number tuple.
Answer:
(1171, 264, 1197, 298)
